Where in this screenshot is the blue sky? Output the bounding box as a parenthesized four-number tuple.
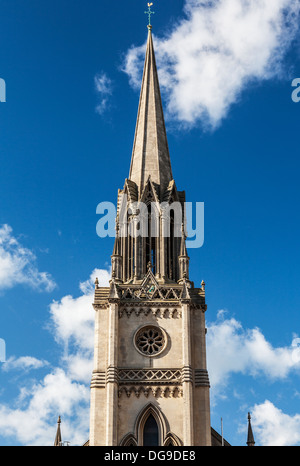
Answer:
(1, 0, 300, 446)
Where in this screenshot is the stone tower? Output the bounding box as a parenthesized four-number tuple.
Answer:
(89, 26, 211, 447)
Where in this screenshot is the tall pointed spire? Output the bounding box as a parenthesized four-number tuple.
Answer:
(54, 416, 62, 446)
(129, 25, 173, 197)
(115, 19, 186, 284)
(178, 223, 190, 284)
(247, 412, 255, 447)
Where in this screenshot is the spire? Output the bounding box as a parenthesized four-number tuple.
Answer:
(111, 226, 123, 283)
(247, 412, 255, 447)
(112, 228, 121, 256)
(54, 416, 62, 447)
(129, 26, 173, 197)
(179, 223, 188, 257)
(178, 223, 190, 283)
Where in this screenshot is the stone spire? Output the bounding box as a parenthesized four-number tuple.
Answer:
(111, 227, 122, 283)
(54, 416, 62, 446)
(178, 223, 190, 283)
(247, 412, 255, 447)
(129, 25, 173, 198)
(116, 24, 186, 284)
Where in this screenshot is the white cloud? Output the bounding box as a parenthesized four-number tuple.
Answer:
(2, 356, 49, 373)
(49, 267, 110, 351)
(252, 400, 300, 446)
(48, 267, 111, 384)
(0, 224, 56, 292)
(0, 268, 110, 446)
(207, 311, 300, 394)
(123, 0, 300, 129)
(94, 72, 113, 115)
(0, 368, 89, 446)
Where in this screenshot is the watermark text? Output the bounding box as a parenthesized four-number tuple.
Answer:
(96, 196, 204, 248)
(0, 338, 6, 363)
(291, 78, 300, 103)
(0, 78, 6, 102)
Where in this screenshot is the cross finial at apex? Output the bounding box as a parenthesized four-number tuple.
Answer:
(145, 2, 155, 27)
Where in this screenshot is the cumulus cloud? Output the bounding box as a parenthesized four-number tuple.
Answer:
(2, 356, 49, 373)
(49, 268, 110, 351)
(0, 224, 56, 293)
(49, 267, 111, 383)
(251, 400, 300, 446)
(94, 72, 113, 115)
(123, 0, 300, 129)
(207, 311, 300, 393)
(0, 268, 110, 445)
(0, 368, 89, 446)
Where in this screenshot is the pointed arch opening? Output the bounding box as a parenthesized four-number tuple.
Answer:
(135, 403, 168, 446)
(164, 436, 175, 446)
(164, 432, 182, 447)
(143, 414, 159, 446)
(119, 433, 138, 446)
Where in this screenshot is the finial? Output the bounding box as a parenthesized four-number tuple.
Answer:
(147, 261, 152, 271)
(181, 222, 185, 235)
(94, 277, 99, 289)
(247, 412, 255, 447)
(201, 280, 205, 291)
(145, 2, 155, 27)
(54, 415, 62, 447)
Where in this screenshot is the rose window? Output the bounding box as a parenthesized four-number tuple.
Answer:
(135, 326, 166, 356)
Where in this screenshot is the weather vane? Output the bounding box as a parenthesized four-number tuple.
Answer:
(145, 2, 155, 27)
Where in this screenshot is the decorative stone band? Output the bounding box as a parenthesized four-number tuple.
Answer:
(118, 307, 181, 319)
(106, 366, 119, 384)
(90, 371, 106, 389)
(118, 385, 183, 399)
(94, 303, 206, 313)
(181, 365, 193, 384)
(119, 369, 182, 385)
(91, 367, 210, 389)
(194, 369, 210, 387)
(90, 367, 119, 388)
(119, 286, 183, 301)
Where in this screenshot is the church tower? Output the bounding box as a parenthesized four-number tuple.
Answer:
(89, 24, 211, 447)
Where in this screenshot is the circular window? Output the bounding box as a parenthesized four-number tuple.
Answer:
(134, 326, 166, 357)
